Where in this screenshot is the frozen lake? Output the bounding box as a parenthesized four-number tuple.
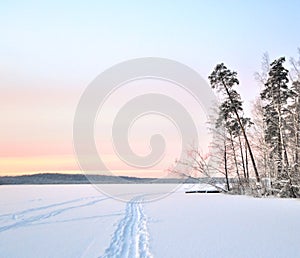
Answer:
(1, 184, 300, 257)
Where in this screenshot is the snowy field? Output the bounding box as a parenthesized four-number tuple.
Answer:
(1, 184, 300, 258)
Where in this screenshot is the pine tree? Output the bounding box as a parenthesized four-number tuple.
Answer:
(289, 50, 300, 178)
(209, 63, 260, 184)
(260, 57, 292, 180)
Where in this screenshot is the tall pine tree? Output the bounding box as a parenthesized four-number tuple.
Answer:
(260, 57, 292, 180)
(209, 63, 260, 184)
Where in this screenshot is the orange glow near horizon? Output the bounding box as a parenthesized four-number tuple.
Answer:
(0, 155, 167, 178)
(0, 149, 203, 178)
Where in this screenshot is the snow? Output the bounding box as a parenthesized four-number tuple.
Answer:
(1, 184, 300, 258)
(102, 196, 152, 258)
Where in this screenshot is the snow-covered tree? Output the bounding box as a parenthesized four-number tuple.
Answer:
(173, 51, 300, 198)
(260, 57, 292, 180)
(209, 63, 260, 184)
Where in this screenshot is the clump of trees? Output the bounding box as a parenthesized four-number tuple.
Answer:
(175, 49, 300, 198)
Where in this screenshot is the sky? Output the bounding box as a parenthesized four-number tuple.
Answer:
(1, 0, 300, 176)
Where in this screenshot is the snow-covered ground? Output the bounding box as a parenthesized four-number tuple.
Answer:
(1, 184, 300, 258)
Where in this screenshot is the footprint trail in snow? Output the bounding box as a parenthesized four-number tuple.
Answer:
(101, 196, 153, 258)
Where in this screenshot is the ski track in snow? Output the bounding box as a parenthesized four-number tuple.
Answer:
(0, 196, 99, 220)
(0, 196, 110, 233)
(101, 196, 153, 258)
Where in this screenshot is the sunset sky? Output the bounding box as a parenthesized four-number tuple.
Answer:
(1, 0, 300, 176)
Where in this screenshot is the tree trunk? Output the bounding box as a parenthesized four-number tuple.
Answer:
(239, 135, 247, 180)
(294, 98, 300, 175)
(224, 143, 230, 191)
(245, 140, 249, 179)
(221, 79, 260, 183)
(230, 133, 243, 189)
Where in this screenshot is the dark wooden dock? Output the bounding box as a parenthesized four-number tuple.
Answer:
(185, 190, 221, 194)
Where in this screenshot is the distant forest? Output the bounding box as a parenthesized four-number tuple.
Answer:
(0, 173, 202, 185)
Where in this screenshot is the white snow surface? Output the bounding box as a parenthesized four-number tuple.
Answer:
(1, 184, 300, 258)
